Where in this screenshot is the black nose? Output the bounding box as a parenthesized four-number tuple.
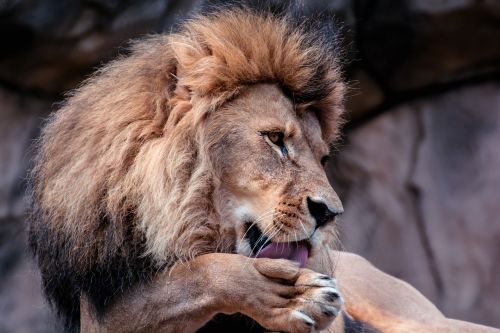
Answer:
(307, 197, 342, 229)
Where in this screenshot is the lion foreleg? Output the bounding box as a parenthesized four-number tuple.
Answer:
(330, 251, 499, 333)
(80, 253, 344, 333)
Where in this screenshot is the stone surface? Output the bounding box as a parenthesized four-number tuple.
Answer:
(0, 0, 201, 93)
(0, 219, 56, 333)
(332, 83, 500, 326)
(414, 83, 500, 325)
(2, 1, 500, 95)
(0, 88, 51, 220)
(0, 88, 55, 332)
(355, 0, 500, 91)
(344, 69, 385, 121)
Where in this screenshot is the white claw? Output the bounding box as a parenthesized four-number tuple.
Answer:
(314, 275, 338, 287)
(322, 287, 340, 296)
(292, 310, 316, 327)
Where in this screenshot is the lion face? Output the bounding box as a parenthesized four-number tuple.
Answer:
(206, 84, 343, 264)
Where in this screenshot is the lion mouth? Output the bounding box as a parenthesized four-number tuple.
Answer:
(245, 223, 309, 268)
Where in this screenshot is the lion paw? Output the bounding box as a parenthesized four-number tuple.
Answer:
(292, 270, 343, 331)
(250, 258, 343, 332)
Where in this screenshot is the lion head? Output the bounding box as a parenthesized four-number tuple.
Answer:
(214, 83, 344, 263)
(29, 5, 345, 330)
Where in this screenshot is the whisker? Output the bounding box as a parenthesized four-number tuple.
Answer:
(249, 220, 275, 255)
(252, 225, 278, 258)
(299, 220, 308, 238)
(238, 209, 275, 244)
(243, 223, 278, 270)
(318, 224, 343, 276)
(293, 229, 298, 245)
(253, 214, 286, 258)
(254, 209, 276, 223)
(331, 226, 343, 274)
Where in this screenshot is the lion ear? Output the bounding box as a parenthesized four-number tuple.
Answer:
(161, 67, 195, 128)
(173, 83, 191, 102)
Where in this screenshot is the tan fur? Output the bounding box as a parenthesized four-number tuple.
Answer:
(30, 7, 500, 333)
(323, 251, 500, 333)
(30, 7, 346, 332)
(81, 253, 344, 332)
(32, 9, 345, 269)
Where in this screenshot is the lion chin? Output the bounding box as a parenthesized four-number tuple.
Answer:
(28, 3, 346, 332)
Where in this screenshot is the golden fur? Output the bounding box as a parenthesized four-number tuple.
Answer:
(32, 8, 344, 266)
(29, 7, 345, 331)
(29, 6, 500, 333)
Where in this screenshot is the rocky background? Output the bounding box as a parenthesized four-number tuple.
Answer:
(1, 0, 499, 332)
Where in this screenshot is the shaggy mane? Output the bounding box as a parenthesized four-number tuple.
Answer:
(28, 5, 345, 331)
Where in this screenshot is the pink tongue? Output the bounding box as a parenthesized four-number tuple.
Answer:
(255, 241, 309, 268)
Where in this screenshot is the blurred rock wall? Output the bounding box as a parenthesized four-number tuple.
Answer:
(0, 1, 499, 332)
(330, 83, 500, 326)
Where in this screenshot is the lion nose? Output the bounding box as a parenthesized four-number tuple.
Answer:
(307, 197, 343, 229)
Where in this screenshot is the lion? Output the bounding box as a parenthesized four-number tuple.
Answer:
(28, 3, 500, 333)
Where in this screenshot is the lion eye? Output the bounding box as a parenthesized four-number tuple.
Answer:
(263, 131, 288, 156)
(267, 132, 283, 145)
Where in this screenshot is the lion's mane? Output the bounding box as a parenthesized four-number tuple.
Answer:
(28, 4, 345, 331)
